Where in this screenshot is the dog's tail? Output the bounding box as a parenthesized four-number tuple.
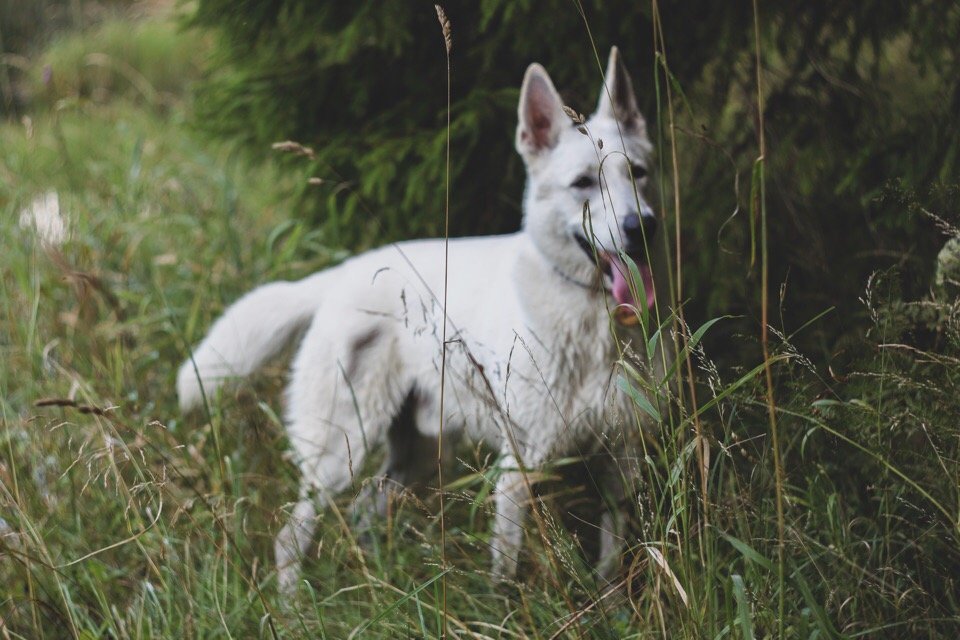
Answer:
(176, 271, 328, 412)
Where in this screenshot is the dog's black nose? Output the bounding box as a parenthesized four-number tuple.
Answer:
(622, 212, 657, 244)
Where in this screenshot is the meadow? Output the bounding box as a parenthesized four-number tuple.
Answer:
(1, 3, 958, 638)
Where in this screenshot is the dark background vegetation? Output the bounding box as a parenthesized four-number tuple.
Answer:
(6, 1, 958, 351)
(188, 0, 960, 359)
(2, 0, 958, 637)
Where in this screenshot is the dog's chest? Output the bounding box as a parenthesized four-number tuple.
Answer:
(435, 315, 626, 456)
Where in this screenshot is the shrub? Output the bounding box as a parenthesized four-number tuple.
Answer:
(189, 0, 960, 359)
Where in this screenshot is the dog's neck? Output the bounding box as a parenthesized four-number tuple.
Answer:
(512, 233, 610, 318)
(551, 263, 601, 293)
(518, 220, 603, 296)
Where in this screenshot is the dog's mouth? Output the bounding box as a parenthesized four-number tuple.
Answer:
(574, 234, 655, 325)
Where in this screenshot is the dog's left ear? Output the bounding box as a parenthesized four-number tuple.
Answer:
(595, 46, 643, 128)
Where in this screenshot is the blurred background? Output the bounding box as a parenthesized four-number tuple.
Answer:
(5, 1, 958, 357)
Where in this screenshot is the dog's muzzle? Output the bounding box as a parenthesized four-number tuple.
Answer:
(575, 216, 656, 325)
(622, 212, 657, 248)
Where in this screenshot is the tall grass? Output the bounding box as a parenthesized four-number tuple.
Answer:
(1, 6, 958, 640)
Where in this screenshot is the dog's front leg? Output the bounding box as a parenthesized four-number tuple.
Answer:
(490, 453, 532, 580)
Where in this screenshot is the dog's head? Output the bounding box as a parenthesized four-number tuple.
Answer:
(516, 47, 657, 324)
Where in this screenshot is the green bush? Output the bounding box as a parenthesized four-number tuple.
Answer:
(189, 1, 960, 358)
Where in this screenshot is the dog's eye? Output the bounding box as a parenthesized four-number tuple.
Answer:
(571, 175, 596, 189)
(629, 163, 648, 180)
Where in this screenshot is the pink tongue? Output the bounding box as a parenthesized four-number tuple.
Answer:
(609, 255, 655, 310)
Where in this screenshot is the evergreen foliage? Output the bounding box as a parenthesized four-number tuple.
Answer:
(190, 0, 960, 358)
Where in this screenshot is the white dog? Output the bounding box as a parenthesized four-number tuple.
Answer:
(178, 47, 666, 592)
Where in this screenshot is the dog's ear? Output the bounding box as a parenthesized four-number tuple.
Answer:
(516, 63, 566, 157)
(595, 46, 643, 128)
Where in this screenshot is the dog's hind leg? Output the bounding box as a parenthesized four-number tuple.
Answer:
(350, 389, 445, 531)
(274, 488, 319, 595)
(276, 387, 403, 593)
(275, 320, 406, 593)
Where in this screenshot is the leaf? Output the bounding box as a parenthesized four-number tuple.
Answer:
(793, 571, 842, 639)
(266, 219, 297, 255)
(647, 315, 673, 362)
(620, 252, 650, 330)
(647, 546, 688, 606)
(689, 315, 729, 350)
(731, 574, 755, 640)
(811, 399, 843, 408)
(658, 316, 731, 388)
(720, 532, 774, 570)
(617, 374, 661, 422)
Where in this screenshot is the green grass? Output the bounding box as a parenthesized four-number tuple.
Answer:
(2, 11, 959, 640)
(24, 17, 208, 111)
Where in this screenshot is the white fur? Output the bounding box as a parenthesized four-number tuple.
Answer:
(177, 47, 667, 592)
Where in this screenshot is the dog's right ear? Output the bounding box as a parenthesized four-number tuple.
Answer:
(516, 64, 566, 158)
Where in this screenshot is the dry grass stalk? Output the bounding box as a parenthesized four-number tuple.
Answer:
(434, 5, 452, 54)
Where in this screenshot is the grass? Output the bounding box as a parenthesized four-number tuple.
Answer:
(18, 15, 206, 111)
(2, 8, 959, 640)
